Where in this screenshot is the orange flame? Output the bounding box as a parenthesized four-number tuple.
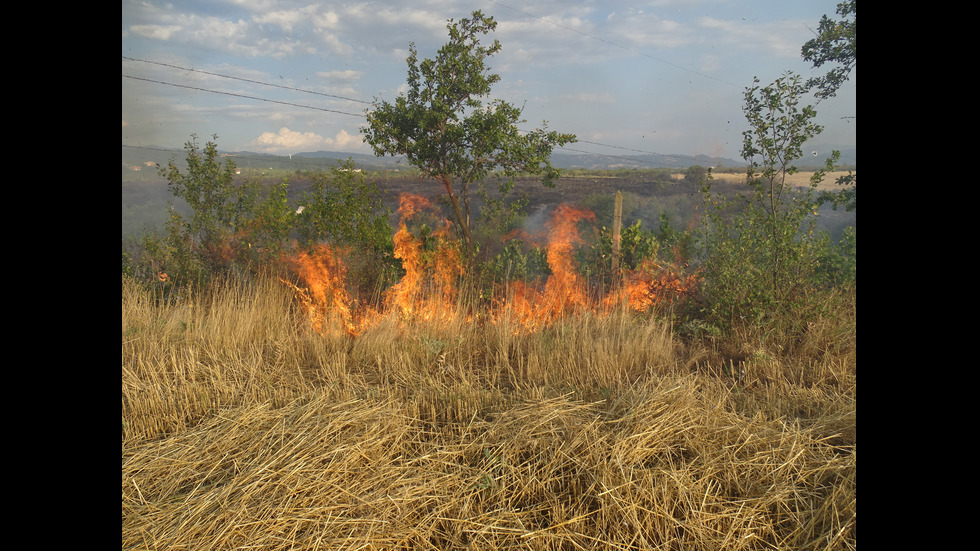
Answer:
(383, 194, 427, 316)
(603, 258, 700, 312)
(498, 204, 595, 331)
(284, 243, 357, 337)
(383, 194, 464, 323)
(281, 194, 698, 337)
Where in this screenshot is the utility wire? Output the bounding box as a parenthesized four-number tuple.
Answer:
(123, 56, 373, 105)
(575, 139, 660, 156)
(122, 74, 365, 117)
(123, 55, 709, 162)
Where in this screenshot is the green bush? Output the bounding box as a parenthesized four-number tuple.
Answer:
(293, 159, 392, 255)
(694, 73, 849, 331)
(814, 226, 856, 287)
(580, 220, 660, 288)
(485, 239, 550, 283)
(129, 137, 396, 296)
(292, 158, 396, 298)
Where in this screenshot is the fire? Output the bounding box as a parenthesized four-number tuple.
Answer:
(431, 223, 464, 306)
(602, 258, 700, 313)
(281, 193, 699, 337)
(383, 194, 464, 323)
(499, 204, 595, 331)
(383, 194, 428, 317)
(283, 243, 357, 337)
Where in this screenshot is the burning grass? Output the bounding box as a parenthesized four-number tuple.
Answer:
(122, 273, 855, 549)
(123, 195, 853, 549)
(278, 195, 699, 339)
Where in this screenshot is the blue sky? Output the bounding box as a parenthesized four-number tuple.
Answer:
(122, 0, 856, 163)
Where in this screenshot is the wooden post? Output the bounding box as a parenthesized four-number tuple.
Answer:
(611, 190, 623, 288)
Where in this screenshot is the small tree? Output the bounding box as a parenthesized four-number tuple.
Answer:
(153, 134, 249, 281)
(362, 10, 576, 263)
(697, 73, 835, 328)
(160, 134, 240, 250)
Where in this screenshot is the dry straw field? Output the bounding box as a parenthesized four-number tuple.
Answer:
(692, 171, 855, 193)
(122, 269, 855, 549)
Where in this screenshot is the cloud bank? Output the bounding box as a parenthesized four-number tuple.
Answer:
(247, 127, 365, 154)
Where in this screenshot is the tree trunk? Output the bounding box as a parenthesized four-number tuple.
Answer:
(437, 174, 477, 263)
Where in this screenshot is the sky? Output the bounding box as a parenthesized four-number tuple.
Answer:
(121, 0, 856, 164)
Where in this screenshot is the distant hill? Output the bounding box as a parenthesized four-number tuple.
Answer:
(287, 150, 744, 171)
(291, 150, 400, 169)
(240, 145, 854, 171)
(123, 144, 854, 174)
(807, 145, 856, 166)
(549, 151, 741, 170)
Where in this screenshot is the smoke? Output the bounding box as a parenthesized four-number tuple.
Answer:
(520, 203, 554, 242)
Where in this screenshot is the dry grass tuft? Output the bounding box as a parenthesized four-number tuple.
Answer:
(122, 275, 855, 550)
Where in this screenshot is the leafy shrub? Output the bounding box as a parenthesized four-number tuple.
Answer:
(484, 239, 550, 283)
(130, 137, 395, 296)
(814, 226, 856, 287)
(293, 159, 392, 255)
(694, 73, 848, 331)
(581, 219, 660, 288)
(292, 158, 396, 298)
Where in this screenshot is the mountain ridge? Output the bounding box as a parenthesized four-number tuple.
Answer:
(123, 144, 854, 172)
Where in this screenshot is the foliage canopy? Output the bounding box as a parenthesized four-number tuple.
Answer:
(801, 0, 856, 212)
(801, 0, 856, 100)
(362, 10, 576, 261)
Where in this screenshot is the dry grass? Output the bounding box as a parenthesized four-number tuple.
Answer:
(671, 171, 854, 192)
(122, 275, 855, 550)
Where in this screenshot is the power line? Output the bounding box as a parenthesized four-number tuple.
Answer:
(575, 139, 660, 156)
(122, 3, 766, 162)
(123, 56, 700, 162)
(122, 74, 365, 117)
(122, 56, 373, 105)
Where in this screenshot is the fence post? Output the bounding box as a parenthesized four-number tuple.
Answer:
(612, 190, 622, 288)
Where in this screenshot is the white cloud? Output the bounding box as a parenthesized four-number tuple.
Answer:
(128, 24, 182, 41)
(558, 92, 615, 104)
(315, 31, 354, 56)
(330, 129, 364, 151)
(252, 6, 315, 32)
(314, 11, 340, 29)
(250, 127, 326, 152)
(318, 69, 363, 83)
(248, 127, 365, 154)
(696, 17, 803, 59)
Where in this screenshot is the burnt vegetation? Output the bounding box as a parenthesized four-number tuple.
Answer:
(123, 143, 855, 550)
(123, 4, 855, 546)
